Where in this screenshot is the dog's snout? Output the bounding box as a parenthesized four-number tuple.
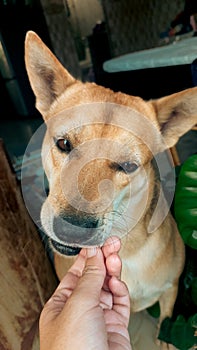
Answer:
(53, 214, 99, 231)
(52, 214, 102, 245)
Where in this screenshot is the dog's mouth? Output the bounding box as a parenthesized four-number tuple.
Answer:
(50, 239, 81, 256)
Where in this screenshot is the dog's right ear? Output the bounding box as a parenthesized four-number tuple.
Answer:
(25, 31, 77, 118)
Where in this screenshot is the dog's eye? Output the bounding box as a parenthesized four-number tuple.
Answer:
(118, 161, 138, 174)
(56, 138, 72, 153)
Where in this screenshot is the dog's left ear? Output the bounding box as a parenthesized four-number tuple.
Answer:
(25, 31, 77, 118)
(150, 87, 197, 149)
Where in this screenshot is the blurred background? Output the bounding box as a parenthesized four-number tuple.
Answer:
(0, 0, 190, 118)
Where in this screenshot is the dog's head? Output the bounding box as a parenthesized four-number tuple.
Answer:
(25, 31, 197, 255)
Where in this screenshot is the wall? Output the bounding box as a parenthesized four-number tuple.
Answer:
(67, 0, 104, 37)
(39, 0, 186, 75)
(40, 0, 81, 79)
(102, 0, 184, 57)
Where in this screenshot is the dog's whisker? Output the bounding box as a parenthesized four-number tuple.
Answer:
(105, 209, 137, 235)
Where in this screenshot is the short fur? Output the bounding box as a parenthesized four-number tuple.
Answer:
(25, 31, 197, 349)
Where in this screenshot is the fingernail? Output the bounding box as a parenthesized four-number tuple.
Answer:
(86, 247, 97, 258)
(80, 248, 87, 257)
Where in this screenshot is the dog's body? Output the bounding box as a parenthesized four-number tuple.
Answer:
(25, 31, 197, 348)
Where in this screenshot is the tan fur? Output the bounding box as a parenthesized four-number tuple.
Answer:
(25, 31, 197, 349)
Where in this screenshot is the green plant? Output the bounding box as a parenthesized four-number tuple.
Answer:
(158, 315, 197, 350)
(174, 154, 197, 249)
(148, 154, 197, 349)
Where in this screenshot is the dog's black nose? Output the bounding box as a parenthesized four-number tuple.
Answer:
(54, 214, 99, 229)
(52, 214, 104, 247)
(52, 214, 100, 243)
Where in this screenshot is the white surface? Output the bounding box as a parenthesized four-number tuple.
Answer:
(103, 37, 197, 72)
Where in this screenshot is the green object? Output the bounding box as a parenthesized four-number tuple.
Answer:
(189, 313, 197, 328)
(147, 302, 160, 318)
(158, 317, 173, 344)
(157, 155, 197, 349)
(158, 315, 197, 350)
(171, 315, 197, 350)
(174, 154, 197, 249)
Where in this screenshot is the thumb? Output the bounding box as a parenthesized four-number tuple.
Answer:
(72, 247, 106, 304)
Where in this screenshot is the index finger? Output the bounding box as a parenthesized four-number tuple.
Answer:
(102, 236, 122, 279)
(102, 236, 121, 258)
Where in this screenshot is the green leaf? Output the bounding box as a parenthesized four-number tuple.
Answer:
(188, 313, 197, 328)
(171, 315, 197, 350)
(147, 302, 160, 318)
(158, 317, 173, 344)
(174, 154, 197, 249)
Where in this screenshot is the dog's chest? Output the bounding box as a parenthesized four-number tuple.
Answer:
(121, 251, 172, 312)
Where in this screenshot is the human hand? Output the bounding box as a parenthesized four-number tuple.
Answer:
(39, 236, 131, 350)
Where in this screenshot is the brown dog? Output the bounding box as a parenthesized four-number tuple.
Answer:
(25, 31, 197, 349)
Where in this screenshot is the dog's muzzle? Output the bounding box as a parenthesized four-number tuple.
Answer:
(50, 239, 81, 256)
(50, 214, 105, 255)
